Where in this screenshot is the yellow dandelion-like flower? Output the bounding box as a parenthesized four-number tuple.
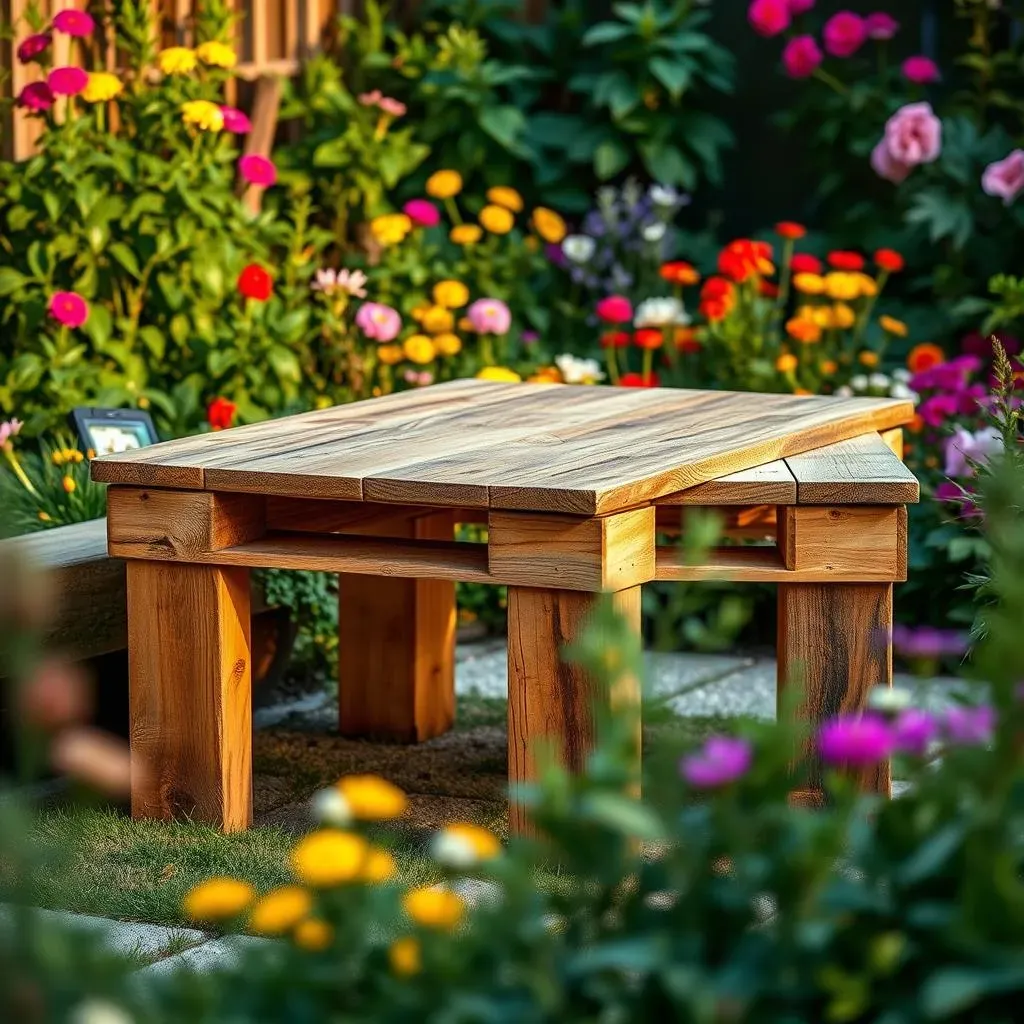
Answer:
(879, 315, 908, 338)
(337, 775, 408, 820)
(378, 344, 404, 365)
(433, 280, 470, 309)
(421, 306, 455, 334)
(793, 273, 826, 296)
(248, 886, 313, 936)
(403, 886, 465, 931)
(362, 847, 398, 884)
(294, 918, 333, 951)
(82, 72, 123, 103)
(291, 829, 369, 888)
(159, 47, 197, 76)
(389, 936, 422, 976)
(450, 225, 483, 245)
(183, 877, 255, 922)
(410, 304, 431, 323)
(370, 213, 413, 247)
(196, 40, 237, 68)
(859, 350, 880, 367)
(487, 186, 524, 212)
(62, 475, 76, 494)
(532, 207, 567, 244)
(479, 204, 515, 235)
(426, 170, 463, 199)
(824, 272, 861, 301)
(476, 366, 522, 382)
(776, 353, 798, 374)
(854, 272, 879, 297)
(431, 824, 502, 867)
(831, 303, 856, 329)
(403, 334, 436, 365)
(433, 332, 463, 357)
(181, 99, 224, 132)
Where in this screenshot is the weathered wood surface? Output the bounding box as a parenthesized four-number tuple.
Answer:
(659, 460, 797, 506)
(92, 381, 914, 516)
(784, 434, 919, 505)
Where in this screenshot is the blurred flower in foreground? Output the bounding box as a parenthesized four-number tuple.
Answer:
(680, 736, 752, 788)
(818, 714, 893, 766)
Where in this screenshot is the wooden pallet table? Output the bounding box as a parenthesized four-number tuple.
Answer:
(90, 380, 917, 832)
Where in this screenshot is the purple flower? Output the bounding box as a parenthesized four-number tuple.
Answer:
(680, 736, 753, 789)
(982, 150, 1024, 206)
(944, 426, 1002, 478)
(917, 394, 959, 427)
(892, 708, 938, 756)
(941, 705, 995, 746)
(892, 625, 968, 660)
(239, 154, 277, 187)
(818, 714, 893, 766)
(47, 65, 88, 96)
(17, 81, 55, 112)
(521, 331, 540, 346)
(355, 302, 402, 342)
(962, 331, 1021, 359)
(16, 33, 51, 64)
(53, 9, 96, 37)
(220, 105, 252, 134)
(865, 12, 899, 39)
(467, 298, 512, 335)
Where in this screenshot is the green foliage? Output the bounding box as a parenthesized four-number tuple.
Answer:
(258, 569, 338, 678)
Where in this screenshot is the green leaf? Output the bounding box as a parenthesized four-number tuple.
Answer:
(896, 823, 964, 886)
(82, 304, 112, 349)
(109, 243, 141, 279)
(207, 348, 238, 378)
(594, 138, 631, 180)
(267, 345, 301, 384)
(639, 141, 694, 188)
(0, 267, 29, 297)
(922, 968, 1024, 1019)
(650, 57, 691, 99)
(478, 105, 528, 153)
(582, 21, 634, 47)
(581, 793, 665, 840)
(138, 326, 166, 360)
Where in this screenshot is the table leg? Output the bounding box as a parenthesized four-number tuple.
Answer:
(778, 582, 893, 799)
(507, 586, 642, 835)
(338, 512, 456, 743)
(127, 561, 252, 831)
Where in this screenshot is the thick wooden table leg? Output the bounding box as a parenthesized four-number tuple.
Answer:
(778, 582, 893, 798)
(127, 561, 252, 831)
(507, 586, 642, 835)
(338, 512, 456, 742)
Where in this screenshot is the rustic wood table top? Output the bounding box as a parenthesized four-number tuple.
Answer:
(92, 380, 915, 516)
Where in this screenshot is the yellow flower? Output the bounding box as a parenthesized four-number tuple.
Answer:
(793, 387, 813, 396)
(389, 937, 422, 976)
(294, 918, 333, 951)
(532, 207, 567, 244)
(378, 344, 404, 365)
(371, 213, 413, 247)
(859, 350, 880, 367)
(433, 280, 469, 309)
(403, 334, 436, 364)
(480, 204, 515, 235)
(426, 170, 463, 199)
(450, 225, 483, 245)
(183, 877, 255, 921)
(776, 353, 798, 374)
(82, 72, 123, 103)
(403, 886, 466, 931)
(159, 47, 197, 75)
(38, 511, 51, 523)
(793, 273, 826, 296)
(362, 847, 398, 883)
(421, 306, 455, 334)
(61, 475, 76, 493)
(879, 315, 908, 338)
(181, 99, 224, 132)
(810, 306, 835, 329)
(410, 304, 431, 323)
(434, 332, 463, 356)
(824, 272, 861, 301)
(854, 273, 879, 297)
(528, 366, 562, 384)
(432, 824, 502, 867)
(487, 186, 524, 212)
(337, 775, 408, 820)
(248, 886, 313, 936)
(476, 366, 522, 382)
(831, 303, 856, 329)
(196, 40, 237, 68)
(291, 829, 369, 888)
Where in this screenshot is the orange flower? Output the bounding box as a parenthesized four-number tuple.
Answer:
(718, 239, 774, 282)
(776, 353, 798, 374)
(793, 387, 813, 396)
(785, 316, 822, 345)
(660, 261, 701, 286)
(859, 350, 880, 367)
(908, 413, 925, 434)
(775, 221, 807, 240)
(874, 248, 905, 273)
(820, 359, 838, 375)
(699, 276, 736, 321)
(907, 343, 945, 374)
(674, 327, 701, 353)
(633, 328, 664, 350)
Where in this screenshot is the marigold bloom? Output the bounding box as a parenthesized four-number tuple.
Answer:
(528, 366, 562, 384)
(239, 154, 277, 187)
(160, 47, 197, 75)
(874, 248, 905, 273)
(238, 264, 273, 301)
(421, 306, 455, 334)
(775, 221, 806, 240)
(404, 886, 466, 931)
(718, 239, 774, 282)
(532, 207, 567, 244)
(291, 829, 370, 887)
(853, 273, 878, 297)
(433, 280, 469, 309)
(294, 919, 333, 951)
(433, 333, 463, 357)
(183, 878, 255, 921)
(675, 327, 702, 353)
(907, 342, 945, 374)
(831, 303, 856, 329)
(660, 261, 700, 286)
(81, 72, 123, 103)
(370, 213, 413, 247)
(859, 350, 880, 367)
(181, 99, 223, 131)
(487, 186, 524, 212)
(248, 886, 313, 936)
(776, 353, 798, 374)
(48, 66, 88, 97)
(827, 251, 865, 272)
(49, 292, 89, 328)
(389, 937, 422, 975)
(791, 253, 823, 275)
(196, 40, 237, 68)
(362, 847, 399, 883)
(879, 315, 908, 337)
(426, 170, 463, 199)
(786, 316, 821, 345)
(403, 334, 436, 364)
(378, 344, 403, 365)
(480, 204, 515, 235)
(824, 272, 860, 301)
(793, 272, 825, 296)
(633, 328, 664, 350)
(338, 775, 408, 819)
(476, 366, 521, 382)
(53, 9, 95, 36)
(450, 224, 483, 245)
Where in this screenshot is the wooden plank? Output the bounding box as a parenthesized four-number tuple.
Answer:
(656, 505, 778, 540)
(779, 506, 904, 581)
(127, 561, 252, 830)
(778, 583, 892, 797)
(785, 433, 919, 505)
(507, 586, 641, 836)
(241, 75, 281, 213)
(487, 507, 655, 592)
(658, 460, 796, 506)
(338, 513, 455, 742)
(880, 428, 903, 460)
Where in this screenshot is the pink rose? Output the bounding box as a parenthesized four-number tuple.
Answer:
(220, 106, 252, 134)
(47, 65, 88, 96)
(871, 140, 911, 184)
(52, 9, 96, 37)
(783, 35, 823, 78)
(747, 0, 790, 37)
(467, 298, 512, 335)
(787, 0, 815, 12)
(239, 154, 277, 187)
(48, 291, 89, 329)
(596, 296, 633, 324)
(865, 13, 899, 40)
(883, 101, 942, 166)
(355, 302, 402, 342)
(403, 199, 441, 228)
(823, 11, 867, 58)
(982, 150, 1024, 205)
(17, 81, 55, 112)
(902, 55, 940, 84)
(17, 33, 51, 64)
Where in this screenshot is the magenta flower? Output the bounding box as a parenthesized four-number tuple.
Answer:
(239, 154, 277, 187)
(403, 199, 441, 228)
(917, 393, 958, 427)
(903, 56, 940, 84)
(823, 12, 867, 57)
(870, 141, 911, 184)
(962, 330, 1021, 358)
(982, 150, 1024, 205)
(220, 106, 252, 134)
(883, 102, 942, 166)
(596, 295, 633, 324)
(17, 33, 51, 64)
(378, 97, 407, 117)
(355, 302, 402, 342)
(892, 709, 937, 756)
(783, 35, 823, 78)
(944, 426, 1001, 478)
(941, 705, 995, 746)
(680, 736, 752, 788)
(748, 0, 790, 37)
(53, 9, 96, 37)
(892, 625, 968, 661)
(47, 66, 88, 96)
(467, 298, 512, 336)
(48, 291, 89, 329)
(818, 714, 893, 767)
(17, 81, 55, 112)
(864, 13, 899, 40)
(787, 0, 815, 12)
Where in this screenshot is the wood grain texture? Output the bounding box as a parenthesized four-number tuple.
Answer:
(779, 506, 904, 581)
(778, 583, 893, 796)
(785, 433, 919, 505)
(339, 513, 456, 743)
(880, 428, 904, 460)
(91, 381, 913, 516)
(507, 586, 641, 835)
(127, 561, 252, 830)
(657, 460, 797, 506)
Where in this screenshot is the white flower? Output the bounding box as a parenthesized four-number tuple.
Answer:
(312, 267, 368, 298)
(431, 830, 480, 868)
(642, 222, 667, 243)
(562, 234, 596, 264)
(850, 375, 869, 391)
(890, 382, 919, 402)
(649, 184, 684, 208)
(892, 367, 912, 383)
(555, 354, 605, 384)
(868, 686, 913, 714)
(312, 268, 337, 292)
(311, 786, 352, 826)
(869, 372, 891, 390)
(635, 297, 689, 329)
(69, 1002, 134, 1024)
(835, 385, 854, 397)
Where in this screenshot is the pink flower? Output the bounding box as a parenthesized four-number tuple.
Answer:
(17, 81, 55, 112)
(358, 90, 383, 107)
(941, 705, 995, 746)
(220, 106, 252, 134)
(944, 426, 1001, 478)
(783, 35, 823, 78)
(0, 419, 24, 448)
(865, 13, 899, 40)
(403, 199, 441, 228)
(596, 295, 633, 324)
(902, 55, 940, 84)
(883, 101, 942, 166)
(47, 66, 88, 96)
(818, 714, 893, 766)
(17, 33, 51, 64)
(403, 370, 434, 387)
(870, 140, 911, 184)
(748, 0, 790, 37)
(892, 625, 967, 661)
(467, 298, 512, 335)
(787, 0, 815, 12)
(982, 150, 1024, 205)
(378, 97, 406, 117)
(823, 11, 867, 58)
(48, 291, 89, 328)
(52, 8, 96, 37)
(680, 736, 752, 788)
(355, 302, 402, 342)
(239, 154, 277, 187)
(892, 709, 937, 757)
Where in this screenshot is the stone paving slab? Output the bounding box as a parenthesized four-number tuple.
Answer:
(135, 933, 275, 977)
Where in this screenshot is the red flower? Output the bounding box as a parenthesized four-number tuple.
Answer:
(874, 248, 905, 273)
(718, 239, 774, 282)
(238, 263, 273, 301)
(660, 261, 700, 286)
(699, 276, 736, 321)
(596, 295, 633, 324)
(675, 327, 702, 354)
(759, 280, 780, 298)
(791, 253, 823, 275)
(600, 330, 631, 349)
(620, 371, 660, 388)
(827, 250, 865, 272)
(207, 397, 237, 431)
(775, 221, 806, 240)
(633, 328, 664, 350)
